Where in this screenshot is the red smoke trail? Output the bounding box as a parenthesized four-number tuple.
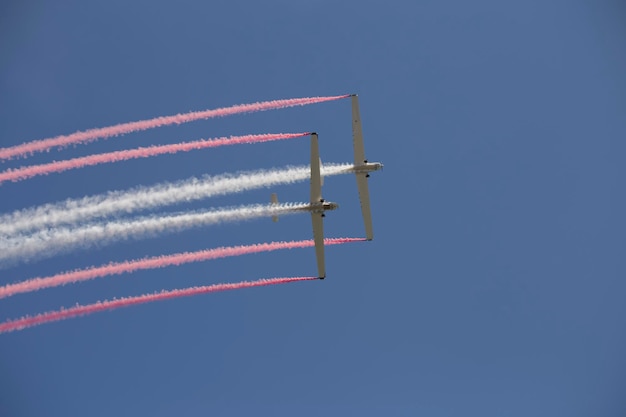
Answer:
(0, 238, 364, 298)
(0, 276, 317, 334)
(0, 132, 308, 184)
(0, 95, 350, 160)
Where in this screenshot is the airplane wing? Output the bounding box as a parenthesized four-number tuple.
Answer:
(310, 133, 322, 203)
(311, 212, 326, 278)
(356, 172, 374, 240)
(352, 95, 374, 240)
(352, 95, 366, 166)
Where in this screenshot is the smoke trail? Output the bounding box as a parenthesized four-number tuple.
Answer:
(0, 203, 309, 266)
(0, 163, 354, 237)
(0, 276, 318, 334)
(0, 238, 364, 298)
(0, 133, 308, 185)
(0, 95, 350, 160)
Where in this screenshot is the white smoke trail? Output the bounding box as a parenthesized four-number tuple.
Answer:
(0, 163, 353, 237)
(0, 202, 308, 267)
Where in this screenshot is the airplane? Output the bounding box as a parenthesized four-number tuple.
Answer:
(351, 94, 383, 241)
(270, 133, 338, 279)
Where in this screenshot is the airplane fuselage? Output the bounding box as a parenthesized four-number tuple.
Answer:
(353, 162, 383, 175)
(313, 201, 339, 213)
(296, 201, 339, 214)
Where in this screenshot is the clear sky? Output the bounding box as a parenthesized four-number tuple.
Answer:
(1, 1, 625, 415)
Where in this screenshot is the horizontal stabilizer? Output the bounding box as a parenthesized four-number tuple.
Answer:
(270, 193, 279, 222)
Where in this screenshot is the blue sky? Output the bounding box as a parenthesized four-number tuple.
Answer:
(1, 1, 625, 415)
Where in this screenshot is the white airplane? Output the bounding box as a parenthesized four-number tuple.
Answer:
(270, 133, 338, 279)
(351, 94, 383, 241)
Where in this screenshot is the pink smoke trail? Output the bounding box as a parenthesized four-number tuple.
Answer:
(0, 238, 364, 299)
(0, 132, 308, 185)
(0, 95, 350, 161)
(0, 276, 317, 334)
